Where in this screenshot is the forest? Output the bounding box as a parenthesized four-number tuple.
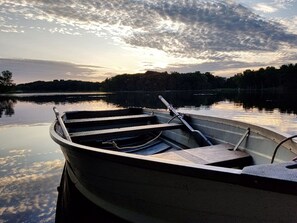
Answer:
(225, 64, 297, 90)
(100, 64, 297, 91)
(100, 71, 225, 91)
(1, 63, 297, 93)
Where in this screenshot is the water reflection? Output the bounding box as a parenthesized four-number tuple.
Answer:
(56, 165, 128, 223)
(180, 101, 297, 136)
(1, 90, 297, 117)
(0, 157, 63, 223)
(224, 90, 297, 114)
(0, 97, 15, 117)
(102, 91, 225, 108)
(0, 125, 64, 223)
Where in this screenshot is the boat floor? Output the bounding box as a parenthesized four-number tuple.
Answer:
(152, 143, 253, 168)
(97, 136, 252, 168)
(78, 131, 252, 168)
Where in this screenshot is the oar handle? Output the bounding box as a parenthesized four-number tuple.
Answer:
(53, 107, 72, 142)
(158, 95, 171, 110)
(158, 95, 181, 117)
(159, 95, 192, 128)
(158, 95, 212, 146)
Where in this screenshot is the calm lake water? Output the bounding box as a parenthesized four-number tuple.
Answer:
(1, 91, 297, 222)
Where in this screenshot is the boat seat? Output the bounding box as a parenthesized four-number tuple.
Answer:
(242, 161, 297, 182)
(152, 144, 252, 168)
(65, 114, 157, 131)
(65, 114, 155, 124)
(70, 123, 183, 141)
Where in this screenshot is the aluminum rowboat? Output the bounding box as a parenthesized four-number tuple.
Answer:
(50, 96, 297, 223)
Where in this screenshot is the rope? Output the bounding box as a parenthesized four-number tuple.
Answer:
(103, 114, 180, 150)
(103, 131, 163, 150)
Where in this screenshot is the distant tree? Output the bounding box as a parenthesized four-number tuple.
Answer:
(0, 70, 15, 92)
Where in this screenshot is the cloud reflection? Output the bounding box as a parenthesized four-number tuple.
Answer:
(0, 147, 64, 223)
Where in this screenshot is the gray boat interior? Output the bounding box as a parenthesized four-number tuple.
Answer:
(54, 107, 297, 170)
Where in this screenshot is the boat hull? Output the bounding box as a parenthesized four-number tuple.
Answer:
(56, 143, 297, 223)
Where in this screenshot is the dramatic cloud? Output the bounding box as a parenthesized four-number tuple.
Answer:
(2, 1, 297, 55)
(1, 0, 297, 79)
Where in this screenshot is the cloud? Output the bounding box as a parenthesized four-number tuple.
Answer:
(164, 60, 268, 77)
(274, 0, 296, 8)
(2, 1, 297, 54)
(253, 3, 278, 13)
(251, 0, 297, 14)
(278, 16, 297, 34)
(1, 0, 297, 78)
(0, 58, 108, 83)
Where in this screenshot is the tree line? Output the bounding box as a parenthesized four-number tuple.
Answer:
(1, 63, 296, 93)
(16, 79, 101, 92)
(100, 64, 297, 91)
(225, 64, 297, 90)
(100, 71, 225, 91)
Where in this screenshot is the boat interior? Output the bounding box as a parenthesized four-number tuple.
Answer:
(55, 107, 256, 169)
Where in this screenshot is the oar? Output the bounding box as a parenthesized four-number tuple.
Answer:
(53, 107, 72, 142)
(158, 95, 212, 146)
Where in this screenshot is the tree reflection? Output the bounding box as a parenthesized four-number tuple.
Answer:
(102, 91, 224, 109)
(223, 90, 297, 115)
(1, 90, 297, 116)
(0, 98, 16, 117)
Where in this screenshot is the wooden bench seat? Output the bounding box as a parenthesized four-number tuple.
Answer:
(70, 123, 183, 141)
(65, 114, 155, 124)
(65, 114, 157, 131)
(152, 144, 252, 168)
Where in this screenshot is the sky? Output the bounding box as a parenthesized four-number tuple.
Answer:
(0, 0, 297, 84)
